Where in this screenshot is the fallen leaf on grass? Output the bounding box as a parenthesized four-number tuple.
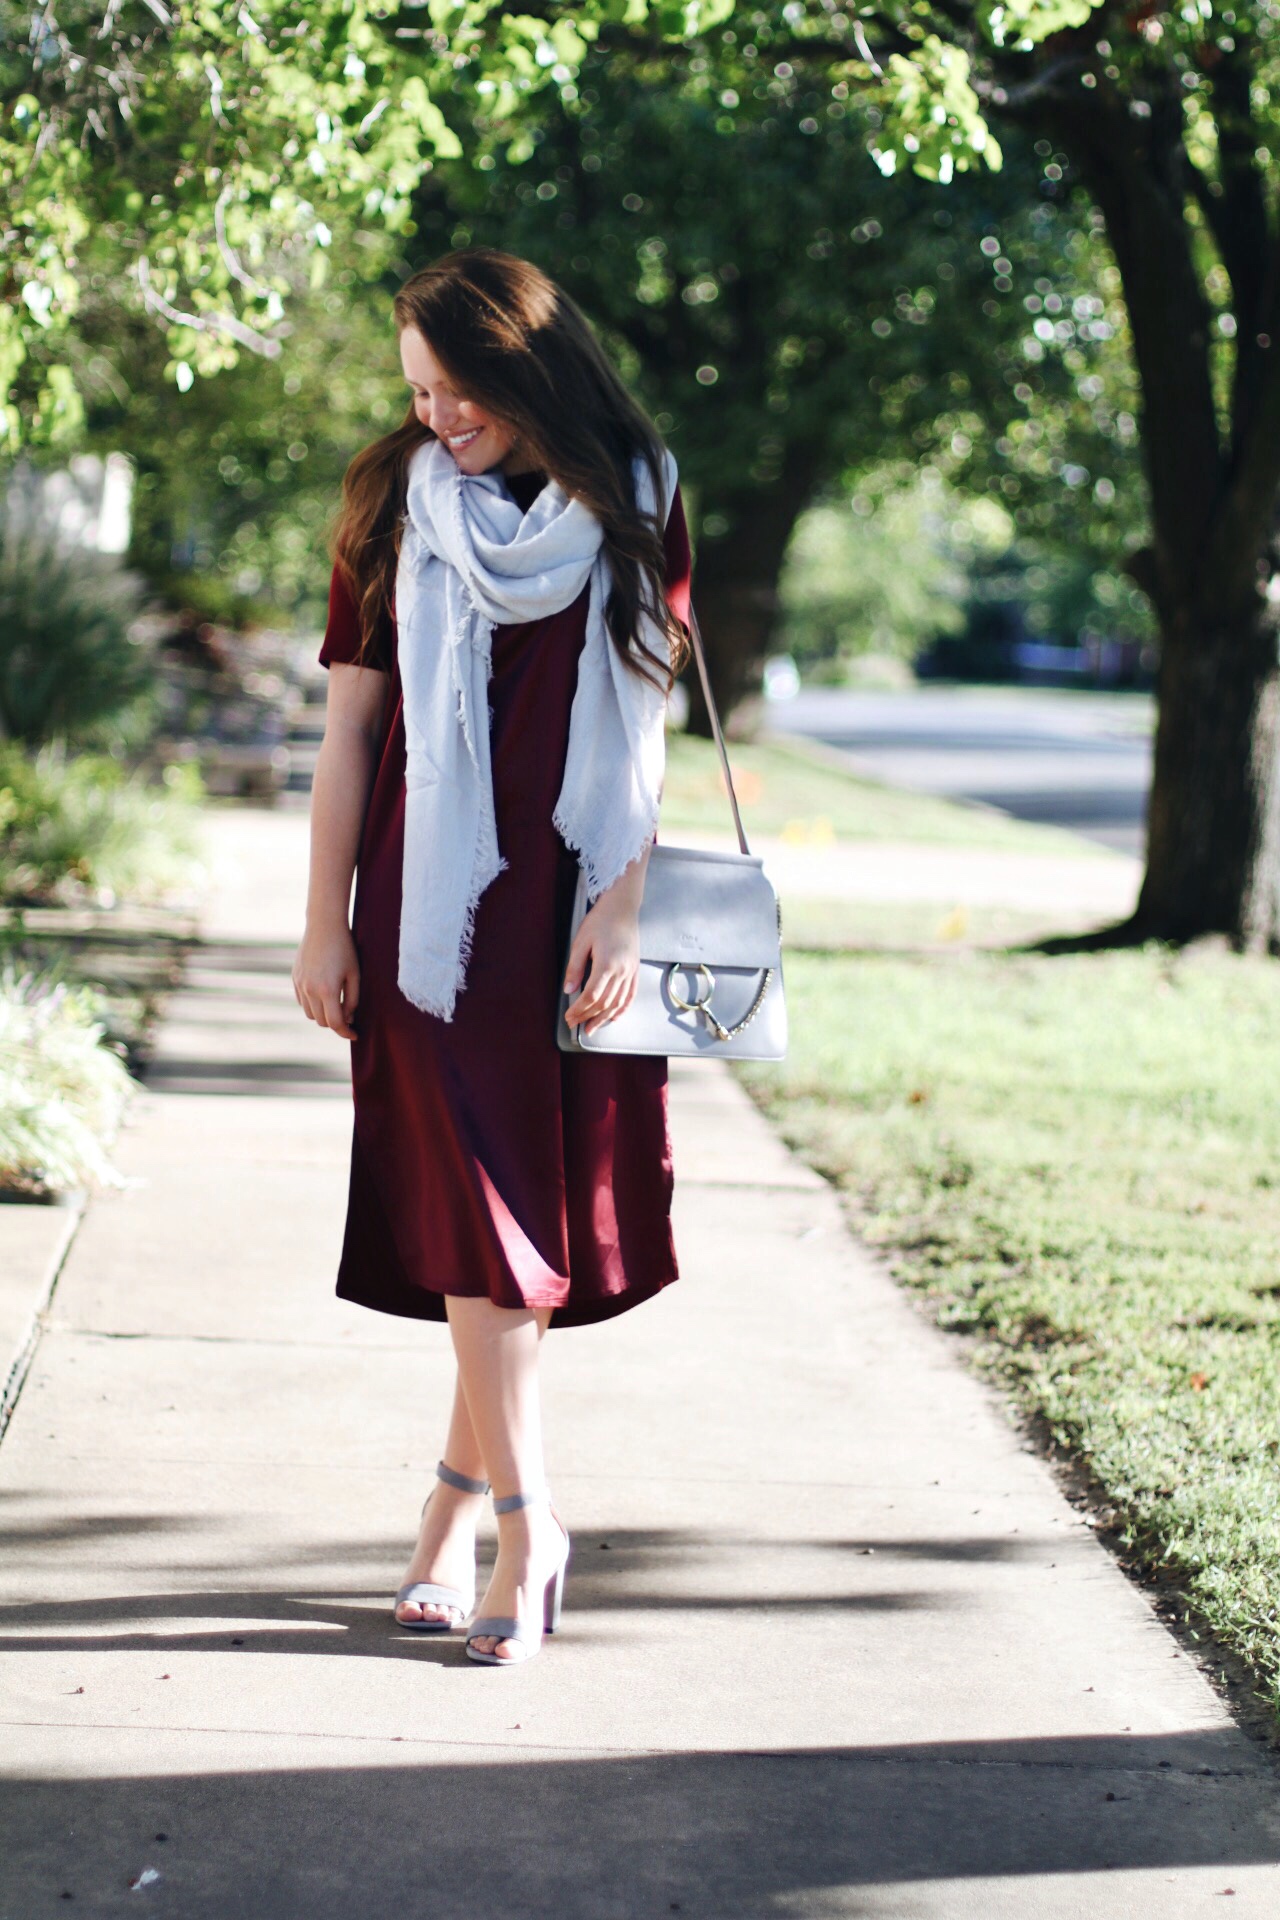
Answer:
(1190, 1372, 1210, 1392)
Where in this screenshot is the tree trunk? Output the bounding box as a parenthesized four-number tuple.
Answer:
(1016, 71, 1280, 944)
(683, 448, 822, 738)
(1136, 608, 1280, 946)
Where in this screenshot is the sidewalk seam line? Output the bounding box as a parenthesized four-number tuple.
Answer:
(0, 1195, 89, 1449)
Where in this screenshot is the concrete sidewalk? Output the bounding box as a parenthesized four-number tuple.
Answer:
(2, 803, 1278, 1918)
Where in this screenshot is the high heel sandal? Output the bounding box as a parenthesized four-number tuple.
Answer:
(465, 1488, 571, 1666)
(394, 1460, 490, 1632)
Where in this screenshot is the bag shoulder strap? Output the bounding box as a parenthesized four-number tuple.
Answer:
(684, 604, 751, 857)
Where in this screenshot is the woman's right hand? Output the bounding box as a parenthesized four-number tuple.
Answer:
(292, 919, 361, 1041)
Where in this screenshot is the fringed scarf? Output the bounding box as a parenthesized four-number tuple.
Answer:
(395, 435, 677, 1019)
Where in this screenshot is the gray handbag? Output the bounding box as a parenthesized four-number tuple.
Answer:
(557, 606, 787, 1061)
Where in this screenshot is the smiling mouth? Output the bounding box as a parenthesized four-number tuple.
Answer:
(446, 428, 483, 451)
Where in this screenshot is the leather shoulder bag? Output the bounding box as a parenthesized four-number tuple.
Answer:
(556, 606, 788, 1062)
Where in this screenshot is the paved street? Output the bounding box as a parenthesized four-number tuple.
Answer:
(776, 685, 1155, 855)
(2, 802, 1278, 1916)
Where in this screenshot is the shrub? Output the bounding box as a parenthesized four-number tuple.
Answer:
(0, 965, 134, 1196)
(0, 746, 206, 907)
(0, 506, 153, 746)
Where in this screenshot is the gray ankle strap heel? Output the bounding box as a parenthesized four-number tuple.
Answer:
(394, 1459, 489, 1633)
(493, 1488, 543, 1513)
(465, 1487, 571, 1666)
(435, 1462, 489, 1497)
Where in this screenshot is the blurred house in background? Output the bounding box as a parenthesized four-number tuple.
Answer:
(4, 451, 135, 555)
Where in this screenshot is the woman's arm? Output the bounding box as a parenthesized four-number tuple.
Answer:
(291, 661, 390, 1042)
(562, 841, 652, 1038)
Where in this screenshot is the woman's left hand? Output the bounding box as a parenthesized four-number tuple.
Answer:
(563, 895, 641, 1037)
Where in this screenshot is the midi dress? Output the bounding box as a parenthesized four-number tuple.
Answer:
(318, 467, 691, 1328)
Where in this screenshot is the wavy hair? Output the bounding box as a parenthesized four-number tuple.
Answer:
(329, 247, 687, 689)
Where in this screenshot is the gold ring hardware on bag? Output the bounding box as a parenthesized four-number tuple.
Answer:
(663, 961, 776, 1044)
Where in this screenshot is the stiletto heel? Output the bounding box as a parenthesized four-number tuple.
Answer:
(544, 1553, 567, 1634)
(394, 1460, 489, 1632)
(466, 1487, 571, 1666)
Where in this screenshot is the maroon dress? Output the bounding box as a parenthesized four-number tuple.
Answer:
(318, 470, 690, 1328)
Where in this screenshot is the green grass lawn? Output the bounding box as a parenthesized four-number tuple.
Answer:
(661, 732, 1104, 856)
(778, 896, 1111, 951)
(701, 726, 1280, 1717)
(741, 941, 1280, 1713)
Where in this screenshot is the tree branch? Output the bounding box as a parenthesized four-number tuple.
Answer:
(975, 52, 1095, 119)
(134, 256, 282, 358)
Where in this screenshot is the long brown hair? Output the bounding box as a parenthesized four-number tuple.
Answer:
(329, 248, 688, 688)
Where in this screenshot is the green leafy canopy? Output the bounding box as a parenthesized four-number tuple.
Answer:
(0, 0, 734, 448)
(18, 0, 1280, 456)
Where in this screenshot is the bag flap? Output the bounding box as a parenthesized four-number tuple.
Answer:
(634, 843, 780, 967)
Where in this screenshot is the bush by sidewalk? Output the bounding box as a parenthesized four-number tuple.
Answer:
(0, 746, 205, 908)
(0, 965, 134, 1197)
(0, 508, 153, 748)
(742, 941, 1280, 1716)
(0, 748, 205, 1195)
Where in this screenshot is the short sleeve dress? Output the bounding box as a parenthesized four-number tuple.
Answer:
(318, 467, 691, 1328)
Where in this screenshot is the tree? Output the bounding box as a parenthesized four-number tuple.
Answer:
(17, 0, 1258, 942)
(0, 1, 733, 447)
(712, 0, 1280, 942)
(9, 3, 1132, 723)
(423, 46, 1135, 728)
(73, 238, 409, 628)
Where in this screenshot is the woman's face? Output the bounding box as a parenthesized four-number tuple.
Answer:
(400, 326, 519, 475)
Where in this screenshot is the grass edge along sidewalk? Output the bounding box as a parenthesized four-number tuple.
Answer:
(661, 728, 1105, 854)
(694, 730, 1280, 1735)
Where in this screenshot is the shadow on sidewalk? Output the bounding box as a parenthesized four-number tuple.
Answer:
(138, 931, 353, 1098)
(0, 1514, 1056, 1653)
(3, 1728, 1276, 1914)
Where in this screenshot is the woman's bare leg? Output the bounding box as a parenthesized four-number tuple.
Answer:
(394, 1373, 487, 1625)
(446, 1294, 560, 1660)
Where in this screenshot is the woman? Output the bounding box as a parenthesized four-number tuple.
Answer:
(291, 248, 691, 1666)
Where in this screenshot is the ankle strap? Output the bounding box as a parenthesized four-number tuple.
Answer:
(492, 1487, 548, 1514)
(436, 1460, 489, 1496)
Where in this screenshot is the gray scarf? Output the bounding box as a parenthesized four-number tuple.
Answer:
(395, 436, 678, 1019)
